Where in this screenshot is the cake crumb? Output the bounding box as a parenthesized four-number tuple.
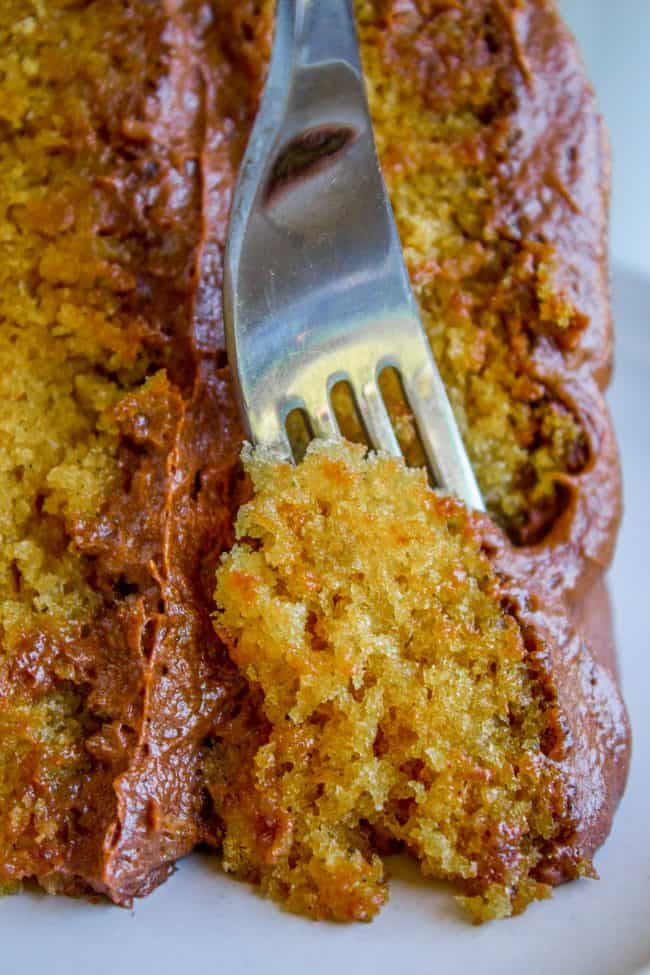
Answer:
(210, 441, 575, 922)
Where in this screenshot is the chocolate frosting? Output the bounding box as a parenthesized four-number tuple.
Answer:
(2, 0, 629, 905)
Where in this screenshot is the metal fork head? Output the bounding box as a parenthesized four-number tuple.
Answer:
(224, 0, 484, 511)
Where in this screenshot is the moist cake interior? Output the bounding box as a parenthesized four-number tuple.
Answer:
(210, 441, 583, 922)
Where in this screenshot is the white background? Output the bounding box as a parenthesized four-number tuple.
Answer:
(560, 0, 650, 279)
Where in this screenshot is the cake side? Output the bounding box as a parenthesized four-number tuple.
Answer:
(0, 0, 258, 902)
(355, 0, 620, 594)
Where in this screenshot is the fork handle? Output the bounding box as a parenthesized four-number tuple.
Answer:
(277, 0, 361, 74)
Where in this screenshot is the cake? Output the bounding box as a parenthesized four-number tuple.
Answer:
(211, 441, 627, 921)
(0, 0, 629, 918)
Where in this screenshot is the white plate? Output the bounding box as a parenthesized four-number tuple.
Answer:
(3, 264, 649, 975)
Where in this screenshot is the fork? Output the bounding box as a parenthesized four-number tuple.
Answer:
(224, 0, 484, 510)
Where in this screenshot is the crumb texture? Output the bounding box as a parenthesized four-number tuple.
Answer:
(0, 0, 254, 896)
(0, 1, 153, 883)
(211, 442, 578, 922)
(354, 0, 597, 544)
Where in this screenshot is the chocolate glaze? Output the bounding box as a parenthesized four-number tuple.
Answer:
(480, 522, 630, 875)
(1, 0, 629, 905)
(474, 0, 630, 863)
(491, 0, 622, 605)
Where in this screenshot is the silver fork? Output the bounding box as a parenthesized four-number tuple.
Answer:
(224, 0, 484, 510)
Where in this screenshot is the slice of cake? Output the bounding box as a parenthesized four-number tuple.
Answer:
(210, 441, 629, 921)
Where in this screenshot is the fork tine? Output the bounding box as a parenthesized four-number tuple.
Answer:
(303, 395, 340, 442)
(401, 356, 484, 510)
(224, 0, 484, 513)
(254, 405, 294, 463)
(355, 378, 401, 457)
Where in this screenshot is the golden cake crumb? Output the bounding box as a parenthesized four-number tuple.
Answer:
(211, 441, 575, 922)
(0, 1, 165, 883)
(355, 0, 589, 543)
